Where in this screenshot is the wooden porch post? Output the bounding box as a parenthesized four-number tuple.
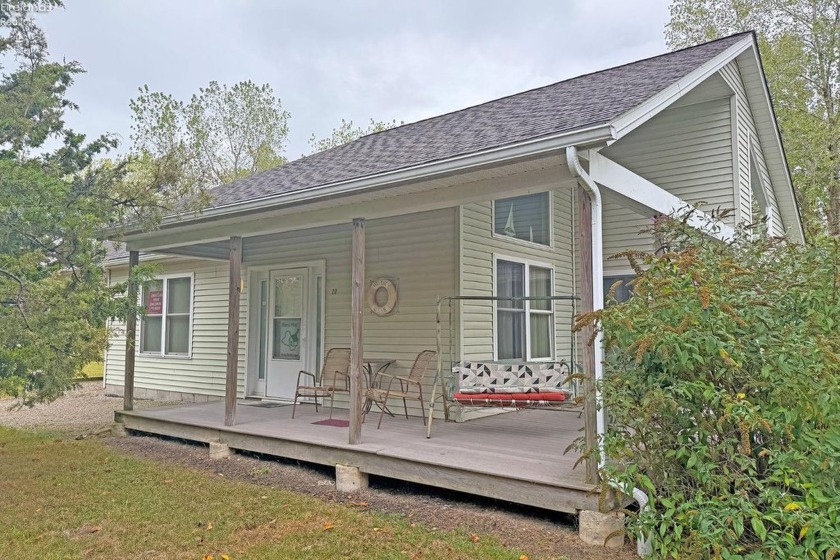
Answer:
(123, 250, 139, 411)
(224, 236, 243, 427)
(578, 187, 599, 485)
(349, 218, 365, 444)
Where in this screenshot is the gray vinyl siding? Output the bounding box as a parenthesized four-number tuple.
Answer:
(242, 210, 457, 416)
(719, 61, 785, 236)
(600, 88, 736, 267)
(601, 197, 654, 275)
(105, 209, 457, 417)
(459, 177, 578, 364)
(106, 258, 243, 396)
(604, 96, 736, 220)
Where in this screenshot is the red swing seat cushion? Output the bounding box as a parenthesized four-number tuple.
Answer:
(452, 391, 568, 405)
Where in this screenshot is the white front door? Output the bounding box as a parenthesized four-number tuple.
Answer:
(266, 268, 309, 399)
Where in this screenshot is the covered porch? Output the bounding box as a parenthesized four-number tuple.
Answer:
(116, 154, 597, 446)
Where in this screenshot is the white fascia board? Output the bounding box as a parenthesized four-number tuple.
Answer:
(610, 36, 754, 140)
(589, 151, 736, 242)
(737, 49, 805, 243)
(113, 123, 615, 240)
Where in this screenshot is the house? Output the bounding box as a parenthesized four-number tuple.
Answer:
(106, 32, 803, 522)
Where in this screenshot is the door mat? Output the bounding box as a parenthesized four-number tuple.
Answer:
(311, 419, 350, 427)
(240, 401, 290, 408)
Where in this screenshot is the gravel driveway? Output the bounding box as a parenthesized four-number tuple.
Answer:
(0, 380, 175, 434)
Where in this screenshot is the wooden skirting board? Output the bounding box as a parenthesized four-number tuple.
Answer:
(114, 402, 598, 514)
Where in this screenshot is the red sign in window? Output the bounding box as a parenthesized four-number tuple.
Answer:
(147, 291, 163, 315)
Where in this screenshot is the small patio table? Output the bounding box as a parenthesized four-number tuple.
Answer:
(363, 357, 396, 416)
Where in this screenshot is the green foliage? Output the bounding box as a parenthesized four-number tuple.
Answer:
(665, 0, 840, 237)
(308, 118, 401, 154)
(0, 9, 174, 405)
(130, 79, 290, 188)
(585, 217, 840, 557)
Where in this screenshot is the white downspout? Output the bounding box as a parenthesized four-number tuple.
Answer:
(566, 146, 652, 557)
(565, 146, 607, 467)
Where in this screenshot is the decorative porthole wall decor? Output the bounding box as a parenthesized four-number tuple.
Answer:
(367, 277, 398, 316)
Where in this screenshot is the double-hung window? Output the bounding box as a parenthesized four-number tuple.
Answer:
(495, 259, 553, 361)
(141, 275, 193, 356)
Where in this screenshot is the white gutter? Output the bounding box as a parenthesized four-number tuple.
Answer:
(566, 146, 651, 558)
(112, 123, 615, 238)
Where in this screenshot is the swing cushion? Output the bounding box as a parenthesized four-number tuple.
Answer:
(453, 361, 571, 394)
(452, 391, 568, 405)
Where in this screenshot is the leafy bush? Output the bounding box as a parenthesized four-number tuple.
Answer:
(586, 219, 840, 558)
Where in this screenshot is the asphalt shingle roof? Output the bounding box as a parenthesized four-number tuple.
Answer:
(206, 33, 750, 210)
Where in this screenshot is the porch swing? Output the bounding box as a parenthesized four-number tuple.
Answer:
(425, 294, 584, 438)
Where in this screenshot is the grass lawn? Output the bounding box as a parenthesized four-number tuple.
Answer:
(80, 362, 104, 378)
(0, 427, 527, 560)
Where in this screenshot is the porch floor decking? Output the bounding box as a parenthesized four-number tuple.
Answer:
(115, 401, 597, 514)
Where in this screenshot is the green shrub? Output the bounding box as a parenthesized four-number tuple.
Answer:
(585, 219, 840, 558)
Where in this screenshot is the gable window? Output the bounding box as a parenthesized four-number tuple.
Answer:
(493, 192, 550, 246)
(495, 258, 553, 360)
(750, 154, 773, 227)
(141, 275, 193, 356)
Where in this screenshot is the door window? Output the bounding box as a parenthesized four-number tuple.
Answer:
(258, 279, 268, 379)
(272, 274, 303, 360)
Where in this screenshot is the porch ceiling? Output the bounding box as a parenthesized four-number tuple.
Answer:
(130, 153, 578, 255)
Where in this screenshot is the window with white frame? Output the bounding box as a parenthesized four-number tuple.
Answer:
(493, 192, 550, 246)
(141, 276, 193, 356)
(495, 259, 553, 360)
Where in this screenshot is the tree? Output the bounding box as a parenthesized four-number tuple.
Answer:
(308, 118, 400, 154)
(0, 5, 192, 405)
(666, 0, 840, 237)
(130, 80, 290, 189)
(577, 217, 840, 557)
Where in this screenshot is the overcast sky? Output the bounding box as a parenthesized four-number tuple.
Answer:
(40, 0, 672, 159)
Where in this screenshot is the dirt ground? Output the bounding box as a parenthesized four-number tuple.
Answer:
(1, 382, 637, 560)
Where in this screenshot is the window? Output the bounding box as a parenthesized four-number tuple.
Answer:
(750, 154, 771, 227)
(493, 192, 550, 246)
(495, 259, 553, 360)
(604, 275, 635, 304)
(141, 275, 193, 356)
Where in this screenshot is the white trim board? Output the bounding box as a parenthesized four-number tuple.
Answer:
(610, 36, 753, 140)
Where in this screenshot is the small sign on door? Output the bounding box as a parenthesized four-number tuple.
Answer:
(274, 318, 301, 360)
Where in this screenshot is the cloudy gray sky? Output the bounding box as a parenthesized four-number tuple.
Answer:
(41, 0, 672, 158)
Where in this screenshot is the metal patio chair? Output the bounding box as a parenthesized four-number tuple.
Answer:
(291, 348, 351, 419)
(367, 349, 436, 429)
